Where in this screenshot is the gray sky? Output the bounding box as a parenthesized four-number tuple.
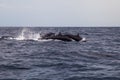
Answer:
(0, 0, 120, 26)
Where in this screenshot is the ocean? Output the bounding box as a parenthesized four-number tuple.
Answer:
(0, 27, 120, 80)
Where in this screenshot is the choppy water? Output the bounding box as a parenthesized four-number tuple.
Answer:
(0, 27, 120, 80)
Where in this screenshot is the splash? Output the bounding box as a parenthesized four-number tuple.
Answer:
(81, 37, 87, 42)
(15, 28, 41, 41)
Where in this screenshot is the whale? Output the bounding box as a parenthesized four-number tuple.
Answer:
(41, 32, 83, 42)
(0, 33, 86, 42)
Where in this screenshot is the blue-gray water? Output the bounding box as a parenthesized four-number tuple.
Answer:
(0, 27, 120, 80)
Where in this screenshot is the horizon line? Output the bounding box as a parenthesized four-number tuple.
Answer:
(0, 25, 120, 27)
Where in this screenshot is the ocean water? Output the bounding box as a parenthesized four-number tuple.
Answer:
(0, 27, 120, 80)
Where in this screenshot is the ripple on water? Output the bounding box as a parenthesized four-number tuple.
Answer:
(0, 64, 31, 71)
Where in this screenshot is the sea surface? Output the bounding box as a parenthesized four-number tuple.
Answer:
(0, 27, 120, 80)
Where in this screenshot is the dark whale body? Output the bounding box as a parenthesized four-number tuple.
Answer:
(49, 35, 72, 41)
(64, 33, 82, 41)
(41, 32, 83, 42)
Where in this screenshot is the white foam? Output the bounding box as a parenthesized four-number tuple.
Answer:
(81, 37, 87, 42)
(38, 39, 53, 42)
(15, 28, 41, 41)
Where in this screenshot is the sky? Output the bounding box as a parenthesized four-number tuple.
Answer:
(0, 0, 120, 27)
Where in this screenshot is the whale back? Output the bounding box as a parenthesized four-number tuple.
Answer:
(41, 32, 83, 42)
